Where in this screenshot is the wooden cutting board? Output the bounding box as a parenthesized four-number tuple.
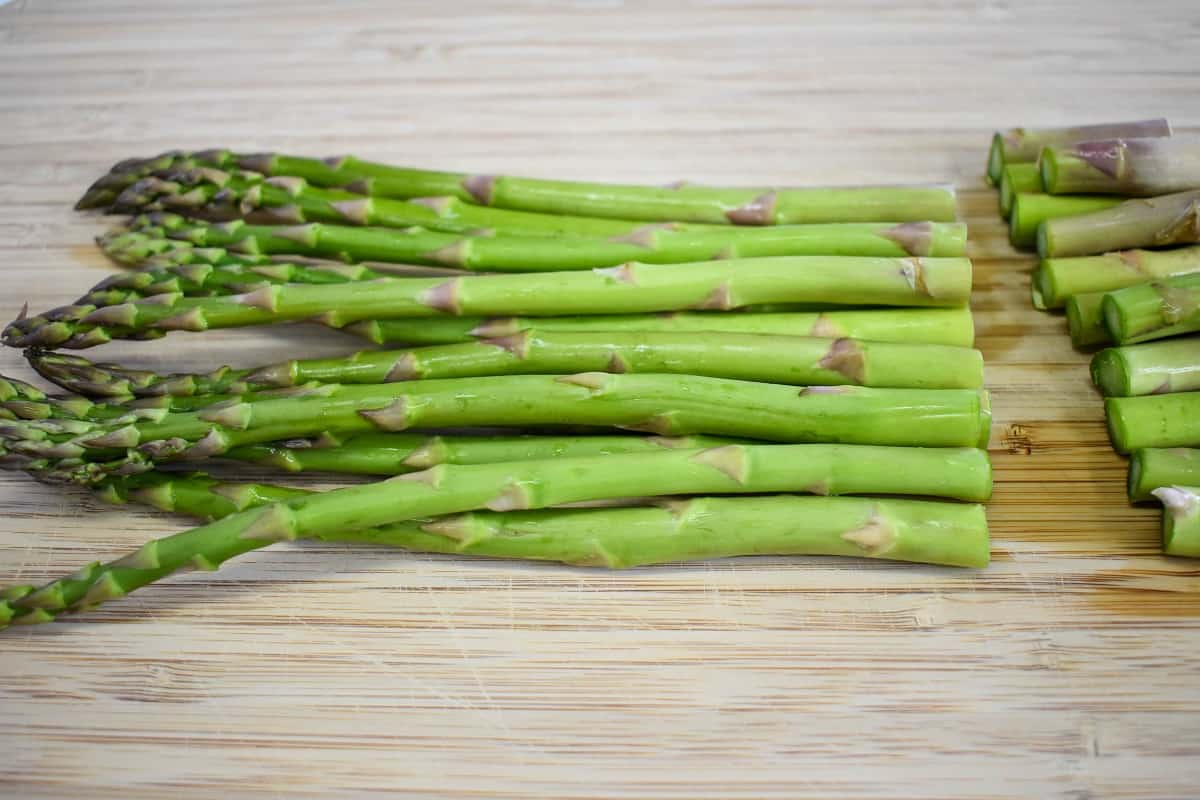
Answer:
(1, 1, 1198, 798)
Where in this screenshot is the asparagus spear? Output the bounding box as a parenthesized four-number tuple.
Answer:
(985, 118, 1170, 185)
(126, 210, 967, 271)
(1105, 393, 1200, 453)
(1101, 273, 1200, 344)
(1041, 137, 1200, 196)
(95, 471, 990, 568)
(350, 307, 977, 348)
(1152, 486, 1200, 558)
(1032, 245, 1200, 309)
(4, 394, 747, 477)
(28, 333, 985, 401)
(1128, 448, 1200, 502)
(998, 163, 1042, 220)
(1038, 190, 1200, 258)
(52, 374, 991, 472)
(79, 149, 960, 224)
(1008, 193, 1122, 249)
(222, 432, 743, 475)
(1091, 338, 1200, 396)
(110, 169, 969, 258)
(0, 443, 993, 627)
(1065, 291, 1110, 348)
(4, 256, 974, 349)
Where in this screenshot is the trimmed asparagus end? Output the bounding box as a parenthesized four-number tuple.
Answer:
(1154, 485, 1200, 557)
(1090, 348, 1132, 397)
(986, 133, 1005, 185)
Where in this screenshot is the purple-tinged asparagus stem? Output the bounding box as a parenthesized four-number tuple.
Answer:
(1041, 137, 1200, 197)
(986, 118, 1170, 184)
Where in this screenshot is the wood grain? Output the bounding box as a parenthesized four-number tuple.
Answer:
(2, 1, 1200, 797)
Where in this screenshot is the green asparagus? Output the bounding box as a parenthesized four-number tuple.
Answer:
(94, 471, 990, 568)
(28, 333, 985, 400)
(1152, 486, 1200, 558)
(1101, 273, 1200, 344)
(986, 118, 1170, 185)
(0, 443, 992, 627)
(348, 307, 977, 348)
(108, 169, 969, 258)
(1041, 137, 1200, 197)
(1091, 338, 1200, 396)
(1065, 291, 1111, 348)
(1032, 245, 1200, 309)
(1038, 190, 1200, 258)
(4, 256, 974, 349)
(1105, 393, 1200, 453)
(1008, 193, 1122, 249)
(124, 209, 968, 271)
(80, 149, 960, 224)
(59, 374, 991, 471)
(1128, 448, 1200, 502)
(221, 432, 741, 475)
(998, 163, 1042, 219)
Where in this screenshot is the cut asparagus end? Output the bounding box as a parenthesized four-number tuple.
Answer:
(1104, 397, 1133, 454)
(1035, 222, 1051, 257)
(1039, 148, 1060, 195)
(1065, 292, 1110, 349)
(1153, 485, 1200, 557)
(1128, 449, 1148, 502)
(1090, 348, 1131, 397)
(987, 134, 1005, 185)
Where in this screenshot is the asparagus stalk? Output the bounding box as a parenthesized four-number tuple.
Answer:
(53, 374, 991, 473)
(4, 256, 974, 350)
(1129, 448, 1200, 502)
(1008, 193, 1122, 249)
(1041, 137, 1200, 197)
(79, 149, 960, 224)
(111, 169, 969, 257)
(1105, 393, 1200, 453)
(222, 432, 743, 475)
(95, 471, 990, 568)
(1101, 273, 1200, 344)
(1153, 486, 1200, 558)
(1032, 245, 1200, 309)
(127, 210, 968, 271)
(28, 333, 985, 401)
(1038, 190, 1200, 258)
(4, 394, 748, 477)
(985, 118, 1170, 185)
(350, 307, 977, 348)
(1065, 291, 1110, 348)
(0, 443, 992, 627)
(1091, 338, 1200, 396)
(998, 163, 1042, 220)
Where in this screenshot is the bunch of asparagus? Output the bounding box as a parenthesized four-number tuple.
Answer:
(0, 152, 993, 630)
(988, 119, 1200, 556)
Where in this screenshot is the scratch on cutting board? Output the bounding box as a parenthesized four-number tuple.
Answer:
(421, 582, 522, 752)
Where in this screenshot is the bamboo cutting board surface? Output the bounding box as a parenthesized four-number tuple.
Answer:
(2, 1, 1199, 797)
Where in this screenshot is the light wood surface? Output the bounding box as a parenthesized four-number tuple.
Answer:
(3, 1, 1200, 797)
